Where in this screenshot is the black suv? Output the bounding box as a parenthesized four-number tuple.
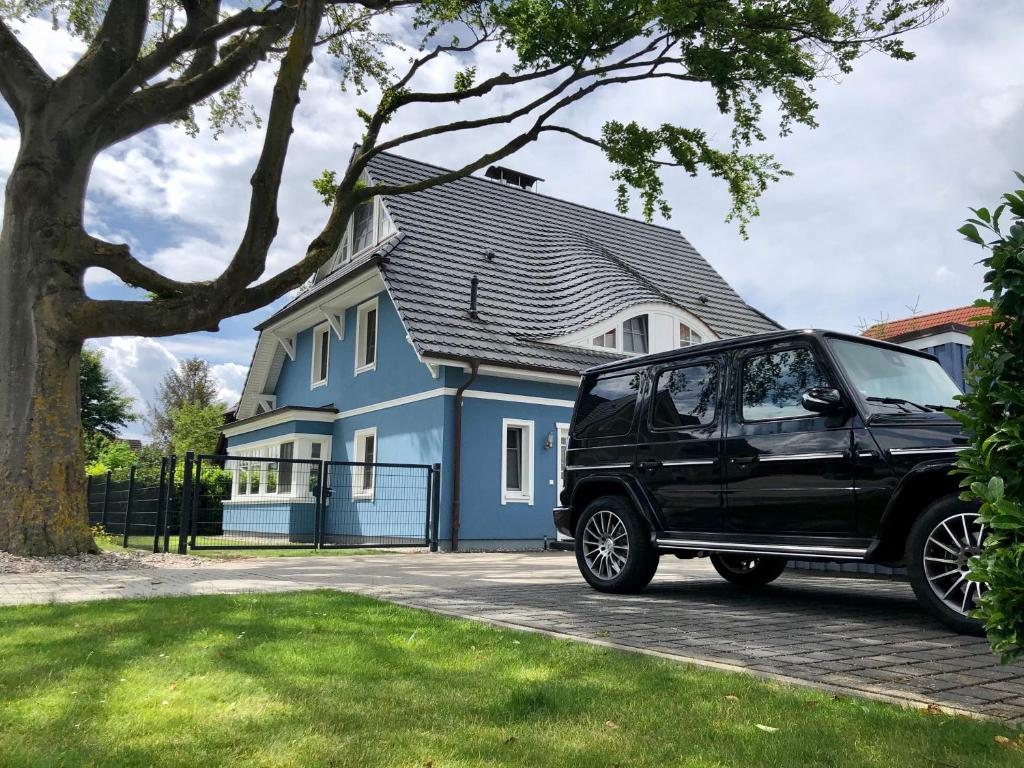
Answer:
(554, 329, 985, 634)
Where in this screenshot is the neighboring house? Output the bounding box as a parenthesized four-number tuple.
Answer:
(225, 151, 779, 549)
(862, 305, 991, 391)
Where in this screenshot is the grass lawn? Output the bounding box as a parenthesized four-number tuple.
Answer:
(0, 592, 1019, 768)
(95, 537, 394, 559)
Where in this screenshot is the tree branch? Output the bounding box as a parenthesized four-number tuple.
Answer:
(84, 236, 196, 298)
(99, 7, 298, 146)
(60, 0, 151, 106)
(0, 19, 52, 122)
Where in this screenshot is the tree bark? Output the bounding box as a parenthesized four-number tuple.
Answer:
(0, 146, 96, 556)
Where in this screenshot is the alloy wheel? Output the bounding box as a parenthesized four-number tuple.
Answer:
(923, 512, 988, 616)
(582, 509, 629, 580)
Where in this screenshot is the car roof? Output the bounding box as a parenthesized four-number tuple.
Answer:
(582, 329, 939, 376)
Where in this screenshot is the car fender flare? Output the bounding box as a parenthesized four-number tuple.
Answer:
(867, 457, 961, 559)
(569, 474, 662, 533)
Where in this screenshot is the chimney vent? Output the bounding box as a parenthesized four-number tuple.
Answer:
(485, 165, 544, 192)
(469, 276, 480, 320)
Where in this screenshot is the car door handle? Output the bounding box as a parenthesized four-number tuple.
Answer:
(730, 456, 758, 465)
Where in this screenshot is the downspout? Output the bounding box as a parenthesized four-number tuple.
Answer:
(451, 360, 479, 551)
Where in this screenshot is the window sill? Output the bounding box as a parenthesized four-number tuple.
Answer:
(354, 363, 376, 376)
(351, 491, 375, 502)
(311, 379, 328, 390)
(501, 493, 534, 506)
(226, 494, 317, 504)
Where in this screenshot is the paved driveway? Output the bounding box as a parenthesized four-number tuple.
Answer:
(3, 551, 1022, 722)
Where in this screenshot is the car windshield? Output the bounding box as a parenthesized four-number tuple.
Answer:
(828, 338, 962, 411)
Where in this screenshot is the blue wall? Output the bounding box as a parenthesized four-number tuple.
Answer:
(274, 291, 439, 412)
(921, 341, 970, 391)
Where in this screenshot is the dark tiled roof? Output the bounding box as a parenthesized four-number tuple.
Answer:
(306, 151, 780, 374)
(863, 305, 990, 341)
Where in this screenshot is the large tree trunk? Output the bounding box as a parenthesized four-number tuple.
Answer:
(0, 147, 96, 555)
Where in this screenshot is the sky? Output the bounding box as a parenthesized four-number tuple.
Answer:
(1, 1, 1021, 440)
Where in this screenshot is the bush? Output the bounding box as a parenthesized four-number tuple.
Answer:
(955, 174, 1024, 662)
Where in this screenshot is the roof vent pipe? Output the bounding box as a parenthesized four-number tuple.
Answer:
(469, 276, 479, 320)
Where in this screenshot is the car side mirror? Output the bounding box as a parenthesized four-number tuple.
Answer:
(802, 387, 845, 414)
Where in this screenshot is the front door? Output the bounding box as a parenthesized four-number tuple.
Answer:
(635, 356, 724, 532)
(723, 343, 856, 535)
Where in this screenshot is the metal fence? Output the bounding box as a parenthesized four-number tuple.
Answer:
(86, 457, 177, 552)
(87, 452, 441, 553)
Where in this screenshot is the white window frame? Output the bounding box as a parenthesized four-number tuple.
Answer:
(679, 322, 703, 348)
(352, 427, 377, 501)
(310, 322, 331, 389)
(330, 193, 396, 270)
(501, 418, 534, 505)
(355, 298, 379, 374)
(227, 435, 330, 502)
(555, 422, 570, 500)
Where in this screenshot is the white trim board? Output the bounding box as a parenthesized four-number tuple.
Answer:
(223, 409, 337, 438)
(333, 388, 576, 420)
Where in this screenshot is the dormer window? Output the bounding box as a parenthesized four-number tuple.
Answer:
(622, 314, 649, 354)
(352, 201, 374, 253)
(593, 329, 616, 349)
(679, 322, 703, 348)
(329, 191, 396, 271)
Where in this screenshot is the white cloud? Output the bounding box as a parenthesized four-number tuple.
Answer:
(87, 337, 249, 441)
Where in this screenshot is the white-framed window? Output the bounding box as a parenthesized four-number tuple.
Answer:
(331, 193, 396, 270)
(622, 314, 649, 354)
(501, 418, 534, 505)
(352, 427, 377, 500)
(679, 322, 703, 348)
(228, 436, 330, 501)
(355, 298, 378, 374)
(311, 322, 330, 388)
(592, 328, 616, 349)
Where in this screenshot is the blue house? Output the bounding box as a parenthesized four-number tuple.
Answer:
(223, 152, 779, 549)
(862, 305, 989, 391)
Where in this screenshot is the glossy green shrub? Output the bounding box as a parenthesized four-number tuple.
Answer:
(955, 174, 1024, 662)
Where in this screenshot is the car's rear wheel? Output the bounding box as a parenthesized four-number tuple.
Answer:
(575, 496, 659, 593)
(710, 553, 788, 586)
(907, 496, 987, 636)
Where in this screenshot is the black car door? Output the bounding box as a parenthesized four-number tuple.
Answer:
(634, 355, 724, 532)
(723, 341, 857, 535)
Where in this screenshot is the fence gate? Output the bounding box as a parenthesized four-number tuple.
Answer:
(320, 461, 437, 549)
(86, 457, 177, 553)
(187, 453, 323, 550)
(181, 454, 440, 551)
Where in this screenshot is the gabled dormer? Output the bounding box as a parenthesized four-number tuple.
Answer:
(314, 173, 398, 282)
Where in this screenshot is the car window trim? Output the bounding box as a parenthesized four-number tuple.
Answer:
(571, 368, 646, 440)
(647, 357, 722, 434)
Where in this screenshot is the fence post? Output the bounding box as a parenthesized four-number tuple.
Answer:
(163, 455, 176, 554)
(189, 455, 201, 548)
(100, 470, 112, 530)
(153, 457, 168, 553)
(314, 460, 325, 550)
(177, 452, 194, 555)
(122, 465, 137, 548)
(429, 463, 441, 552)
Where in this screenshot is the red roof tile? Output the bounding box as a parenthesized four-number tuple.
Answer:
(862, 305, 991, 341)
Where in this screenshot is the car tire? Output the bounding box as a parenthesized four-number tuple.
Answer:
(709, 553, 788, 587)
(906, 496, 987, 636)
(575, 495, 659, 593)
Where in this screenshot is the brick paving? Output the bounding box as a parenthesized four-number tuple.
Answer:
(2, 551, 1022, 722)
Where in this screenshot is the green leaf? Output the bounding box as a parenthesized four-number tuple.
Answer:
(957, 223, 985, 245)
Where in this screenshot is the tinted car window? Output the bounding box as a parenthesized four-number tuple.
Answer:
(742, 348, 832, 421)
(574, 372, 642, 439)
(651, 363, 718, 429)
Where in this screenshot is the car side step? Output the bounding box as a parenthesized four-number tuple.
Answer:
(655, 538, 868, 561)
